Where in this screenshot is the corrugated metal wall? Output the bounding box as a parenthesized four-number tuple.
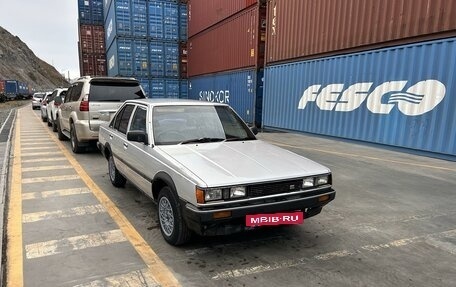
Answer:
(265, 0, 456, 64)
(188, 5, 265, 77)
(188, 69, 261, 124)
(188, 0, 257, 37)
(263, 38, 456, 157)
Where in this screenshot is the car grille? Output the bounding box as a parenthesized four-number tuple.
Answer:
(248, 179, 303, 198)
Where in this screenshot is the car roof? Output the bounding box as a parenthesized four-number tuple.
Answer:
(124, 98, 228, 107)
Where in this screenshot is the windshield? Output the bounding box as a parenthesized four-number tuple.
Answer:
(152, 105, 255, 145)
(89, 82, 145, 102)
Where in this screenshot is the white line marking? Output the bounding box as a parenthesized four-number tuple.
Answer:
(22, 188, 91, 200)
(211, 229, 456, 280)
(25, 229, 127, 259)
(22, 174, 80, 184)
(22, 204, 106, 223)
(22, 157, 68, 163)
(21, 147, 55, 151)
(21, 151, 62, 156)
(72, 269, 159, 287)
(21, 165, 73, 172)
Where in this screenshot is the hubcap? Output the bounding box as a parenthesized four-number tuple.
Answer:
(159, 197, 174, 237)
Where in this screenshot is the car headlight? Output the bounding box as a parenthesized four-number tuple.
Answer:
(316, 175, 329, 185)
(230, 186, 246, 199)
(205, 188, 223, 202)
(302, 177, 315, 188)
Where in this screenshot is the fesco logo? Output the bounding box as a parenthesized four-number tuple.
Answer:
(108, 55, 115, 70)
(298, 80, 446, 116)
(107, 19, 113, 39)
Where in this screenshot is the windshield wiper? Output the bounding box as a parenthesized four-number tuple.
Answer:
(225, 137, 252, 142)
(180, 137, 226, 144)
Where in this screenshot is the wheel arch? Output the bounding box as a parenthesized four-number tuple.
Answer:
(152, 172, 177, 201)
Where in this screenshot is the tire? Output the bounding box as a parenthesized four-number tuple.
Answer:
(52, 119, 58, 132)
(108, 154, 126, 187)
(47, 117, 52, 127)
(158, 186, 192, 246)
(57, 117, 66, 141)
(41, 115, 46, 122)
(70, 123, 83, 153)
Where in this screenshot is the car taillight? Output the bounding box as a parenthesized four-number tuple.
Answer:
(54, 102, 61, 107)
(79, 95, 89, 111)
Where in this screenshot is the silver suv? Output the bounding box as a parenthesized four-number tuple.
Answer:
(57, 76, 145, 153)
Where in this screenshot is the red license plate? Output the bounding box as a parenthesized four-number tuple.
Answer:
(246, 212, 304, 227)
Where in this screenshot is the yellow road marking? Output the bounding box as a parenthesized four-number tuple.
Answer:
(22, 174, 80, 184)
(25, 229, 127, 259)
(22, 204, 106, 223)
(7, 116, 24, 287)
(22, 187, 91, 200)
(22, 157, 68, 163)
(73, 268, 158, 287)
(42, 116, 181, 286)
(269, 141, 456, 172)
(21, 165, 73, 172)
(21, 151, 62, 157)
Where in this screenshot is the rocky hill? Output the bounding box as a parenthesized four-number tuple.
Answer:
(0, 26, 69, 91)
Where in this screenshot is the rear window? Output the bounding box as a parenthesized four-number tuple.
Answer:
(89, 81, 145, 102)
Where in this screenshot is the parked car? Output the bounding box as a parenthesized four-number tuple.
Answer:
(56, 76, 145, 153)
(31, 92, 46, 110)
(40, 92, 53, 122)
(46, 88, 68, 131)
(97, 99, 336, 245)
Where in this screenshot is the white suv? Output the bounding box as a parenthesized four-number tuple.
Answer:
(56, 76, 145, 153)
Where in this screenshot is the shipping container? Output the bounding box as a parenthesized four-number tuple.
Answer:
(180, 42, 187, 78)
(133, 39, 149, 76)
(149, 78, 188, 98)
(107, 38, 133, 76)
(131, 0, 147, 37)
(188, 69, 262, 124)
(188, 5, 266, 77)
(79, 0, 104, 25)
(188, 0, 257, 37)
(180, 79, 188, 99)
(179, 3, 188, 40)
(79, 25, 106, 54)
(147, 1, 180, 41)
(164, 42, 179, 77)
(148, 0, 164, 39)
(265, 0, 456, 64)
(4, 80, 29, 99)
(105, 0, 132, 49)
(80, 53, 107, 76)
(137, 78, 150, 96)
(150, 78, 165, 98)
(263, 38, 456, 158)
(0, 80, 5, 94)
(149, 41, 165, 77)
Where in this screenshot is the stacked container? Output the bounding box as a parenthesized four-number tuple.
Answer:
(0, 80, 5, 94)
(262, 0, 456, 158)
(187, 0, 266, 126)
(104, 0, 188, 97)
(78, 0, 107, 76)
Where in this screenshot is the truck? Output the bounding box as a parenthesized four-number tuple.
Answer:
(5, 80, 29, 100)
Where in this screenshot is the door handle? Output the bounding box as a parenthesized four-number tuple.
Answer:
(109, 134, 113, 140)
(123, 143, 128, 149)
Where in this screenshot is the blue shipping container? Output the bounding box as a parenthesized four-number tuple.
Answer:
(148, 1, 164, 39)
(179, 4, 188, 41)
(188, 69, 261, 124)
(131, 0, 147, 37)
(164, 42, 179, 77)
(78, 0, 104, 25)
(150, 78, 165, 98)
(5, 80, 18, 96)
(149, 78, 188, 98)
(105, 0, 132, 49)
(263, 38, 456, 158)
(149, 41, 165, 77)
(148, 1, 179, 41)
(107, 38, 133, 76)
(133, 39, 149, 76)
(180, 79, 188, 99)
(137, 78, 150, 96)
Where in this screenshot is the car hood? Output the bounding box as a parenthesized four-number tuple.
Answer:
(158, 140, 330, 187)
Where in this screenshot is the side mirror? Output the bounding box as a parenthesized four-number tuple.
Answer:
(127, 130, 149, 145)
(250, 126, 259, 135)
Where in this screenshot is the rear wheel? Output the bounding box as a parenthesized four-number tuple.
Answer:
(57, 117, 66, 140)
(158, 186, 191, 246)
(70, 123, 83, 153)
(52, 118, 58, 132)
(47, 116, 52, 126)
(108, 154, 126, 187)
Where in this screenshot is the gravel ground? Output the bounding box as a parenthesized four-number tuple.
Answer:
(0, 100, 31, 127)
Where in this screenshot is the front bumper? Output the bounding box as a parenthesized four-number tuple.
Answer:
(181, 188, 335, 236)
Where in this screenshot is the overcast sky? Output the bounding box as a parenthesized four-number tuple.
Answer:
(0, 0, 80, 79)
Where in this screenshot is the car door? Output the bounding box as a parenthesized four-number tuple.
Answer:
(123, 105, 153, 197)
(60, 83, 83, 132)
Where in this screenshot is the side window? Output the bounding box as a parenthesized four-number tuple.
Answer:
(70, 82, 84, 102)
(129, 106, 147, 132)
(117, 105, 135, 134)
(64, 87, 73, 103)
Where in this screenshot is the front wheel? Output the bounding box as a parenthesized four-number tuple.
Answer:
(108, 154, 126, 187)
(158, 186, 191, 246)
(70, 123, 83, 153)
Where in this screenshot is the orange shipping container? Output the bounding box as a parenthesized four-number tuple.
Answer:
(266, 0, 456, 64)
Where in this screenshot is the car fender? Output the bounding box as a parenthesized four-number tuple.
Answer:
(152, 172, 177, 201)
